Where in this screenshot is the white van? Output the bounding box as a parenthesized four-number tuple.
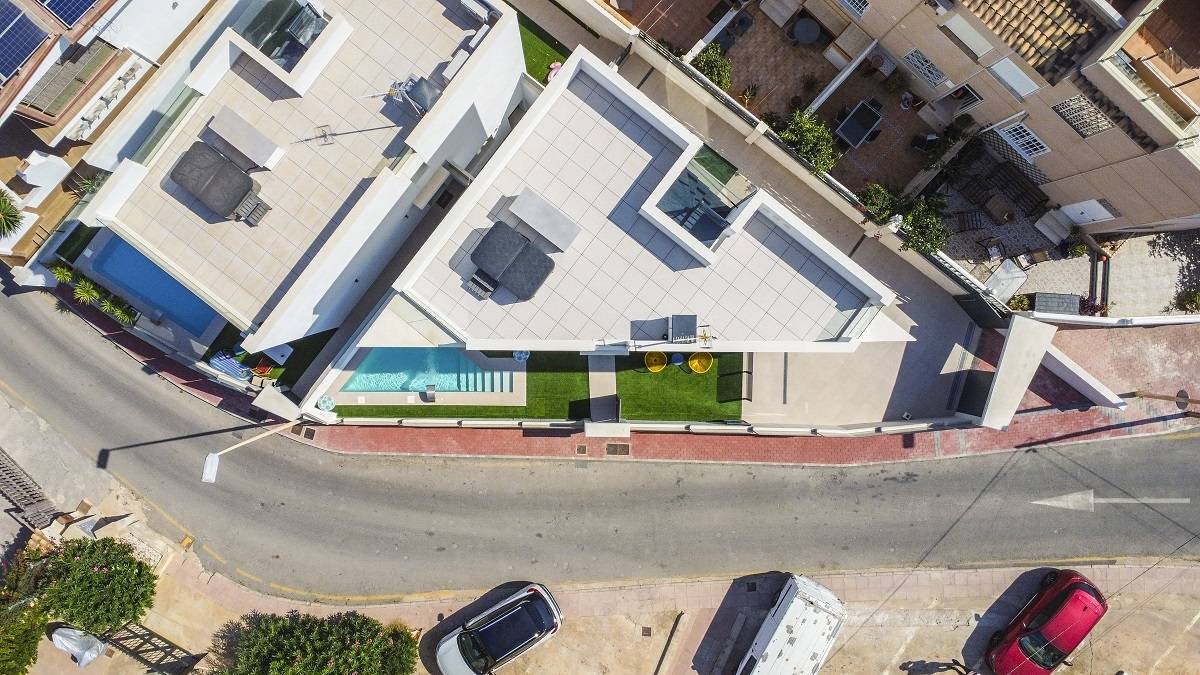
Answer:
(733, 574, 847, 675)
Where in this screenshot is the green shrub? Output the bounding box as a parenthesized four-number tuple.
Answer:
(899, 196, 950, 254)
(779, 110, 840, 174)
(0, 191, 22, 237)
(858, 183, 898, 223)
(110, 304, 136, 325)
(759, 111, 786, 133)
(72, 278, 101, 305)
(1007, 294, 1031, 311)
(0, 606, 45, 674)
(40, 539, 157, 635)
(1065, 241, 1088, 258)
(50, 264, 75, 284)
(691, 43, 732, 91)
(214, 611, 418, 675)
(1173, 288, 1200, 312)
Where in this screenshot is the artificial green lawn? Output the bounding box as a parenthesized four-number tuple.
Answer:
(519, 13, 570, 84)
(335, 353, 591, 420)
(615, 352, 744, 421)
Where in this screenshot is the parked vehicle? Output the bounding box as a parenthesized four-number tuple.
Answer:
(435, 583, 562, 675)
(986, 569, 1108, 675)
(734, 574, 847, 675)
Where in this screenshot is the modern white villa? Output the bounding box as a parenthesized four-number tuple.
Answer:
(29, 0, 1127, 435)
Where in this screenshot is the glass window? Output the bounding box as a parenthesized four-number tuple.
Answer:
(1018, 632, 1068, 669)
(998, 122, 1050, 160)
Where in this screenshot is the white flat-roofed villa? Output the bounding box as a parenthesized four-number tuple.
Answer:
(60, 0, 1122, 435)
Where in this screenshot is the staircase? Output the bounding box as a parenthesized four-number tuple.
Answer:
(455, 368, 514, 392)
(1034, 208, 1075, 245)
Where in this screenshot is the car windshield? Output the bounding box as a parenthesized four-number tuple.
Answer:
(457, 632, 494, 674)
(471, 602, 544, 664)
(1019, 632, 1068, 669)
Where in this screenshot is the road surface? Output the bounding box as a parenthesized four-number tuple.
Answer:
(0, 289, 1196, 599)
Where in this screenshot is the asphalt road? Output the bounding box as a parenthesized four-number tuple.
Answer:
(1, 289, 1197, 600)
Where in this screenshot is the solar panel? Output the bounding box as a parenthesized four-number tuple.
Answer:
(0, 15, 48, 80)
(0, 0, 21, 31)
(44, 0, 98, 27)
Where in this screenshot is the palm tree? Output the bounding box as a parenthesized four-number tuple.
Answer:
(0, 191, 23, 237)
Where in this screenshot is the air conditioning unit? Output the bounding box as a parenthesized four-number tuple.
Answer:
(926, 0, 954, 15)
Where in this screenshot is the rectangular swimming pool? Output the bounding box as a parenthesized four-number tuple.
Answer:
(342, 348, 514, 393)
(91, 236, 219, 335)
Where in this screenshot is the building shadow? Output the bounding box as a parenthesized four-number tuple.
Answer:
(419, 581, 533, 675)
(960, 567, 1053, 667)
(689, 572, 789, 675)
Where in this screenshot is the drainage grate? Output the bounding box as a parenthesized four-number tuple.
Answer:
(575, 444, 587, 455)
(605, 443, 630, 456)
(0, 447, 58, 529)
(303, 428, 316, 440)
(290, 424, 303, 436)
(642, 626, 652, 637)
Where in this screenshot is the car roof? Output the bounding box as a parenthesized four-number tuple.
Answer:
(1042, 588, 1107, 651)
(471, 599, 547, 661)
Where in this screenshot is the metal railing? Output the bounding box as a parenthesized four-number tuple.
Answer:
(1109, 51, 1188, 128)
(130, 85, 202, 164)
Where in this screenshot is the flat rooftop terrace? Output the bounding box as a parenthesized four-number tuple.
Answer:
(116, 0, 479, 327)
(411, 71, 869, 344)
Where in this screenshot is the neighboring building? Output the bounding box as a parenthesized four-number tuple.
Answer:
(1, 0, 210, 265)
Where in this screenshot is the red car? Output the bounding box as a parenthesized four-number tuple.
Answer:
(986, 569, 1108, 675)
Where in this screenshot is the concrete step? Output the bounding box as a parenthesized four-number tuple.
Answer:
(1034, 208, 1074, 244)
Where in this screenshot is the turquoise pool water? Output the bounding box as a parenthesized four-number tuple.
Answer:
(342, 348, 514, 393)
(91, 236, 218, 335)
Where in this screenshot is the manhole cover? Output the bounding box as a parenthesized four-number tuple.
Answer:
(605, 443, 629, 456)
(575, 444, 587, 455)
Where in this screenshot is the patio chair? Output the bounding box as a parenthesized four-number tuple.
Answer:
(977, 236, 1006, 263)
(835, 106, 851, 124)
(866, 97, 883, 112)
(1014, 248, 1052, 270)
(465, 269, 497, 300)
(863, 127, 882, 143)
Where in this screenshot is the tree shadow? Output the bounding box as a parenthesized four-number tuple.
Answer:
(418, 581, 533, 675)
(1147, 230, 1200, 311)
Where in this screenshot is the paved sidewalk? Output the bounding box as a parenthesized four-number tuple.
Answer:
(32, 551, 1200, 674)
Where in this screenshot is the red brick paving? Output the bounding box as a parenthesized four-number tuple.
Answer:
(61, 289, 1198, 466)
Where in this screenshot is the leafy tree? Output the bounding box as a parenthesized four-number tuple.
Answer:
(0, 192, 22, 238)
(72, 278, 101, 305)
(0, 606, 45, 675)
(858, 183, 898, 223)
(214, 611, 418, 675)
(1173, 288, 1200, 312)
(50, 264, 75, 284)
(778, 110, 840, 174)
(690, 44, 732, 91)
(1, 551, 51, 675)
(39, 539, 157, 635)
(898, 196, 950, 254)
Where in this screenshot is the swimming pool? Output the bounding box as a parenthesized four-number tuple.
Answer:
(342, 348, 514, 393)
(90, 236, 219, 335)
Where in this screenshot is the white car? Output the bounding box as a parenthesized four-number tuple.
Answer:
(436, 583, 563, 675)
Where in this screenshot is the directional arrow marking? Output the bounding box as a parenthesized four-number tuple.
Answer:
(1032, 489, 1191, 512)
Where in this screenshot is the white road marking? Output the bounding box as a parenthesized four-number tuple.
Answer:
(1032, 489, 1190, 512)
(1150, 645, 1174, 674)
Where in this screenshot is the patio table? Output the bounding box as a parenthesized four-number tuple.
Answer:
(834, 101, 883, 148)
(984, 258, 1027, 303)
(791, 18, 820, 44)
(983, 193, 1018, 224)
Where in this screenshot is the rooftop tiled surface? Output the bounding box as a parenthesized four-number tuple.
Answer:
(412, 71, 868, 344)
(117, 0, 479, 325)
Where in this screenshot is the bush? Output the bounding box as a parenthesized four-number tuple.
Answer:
(50, 264, 75, 284)
(899, 196, 950, 254)
(1173, 288, 1200, 313)
(0, 606, 45, 674)
(759, 111, 786, 133)
(858, 183, 898, 223)
(72, 278, 101, 305)
(690, 43, 732, 91)
(1007, 293, 1031, 311)
(1065, 241, 1088, 258)
(0, 191, 22, 238)
(40, 539, 157, 635)
(779, 110, 840, 174)
(214, 611, 418, 675)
